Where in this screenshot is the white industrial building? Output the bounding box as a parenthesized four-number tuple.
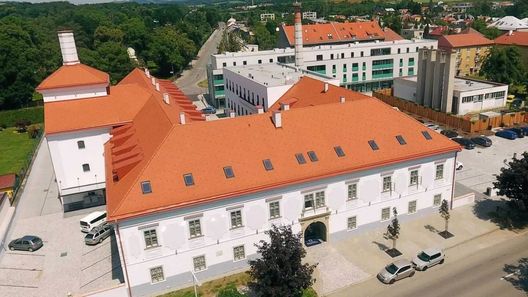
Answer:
(224, 63, 339, 115)
(260, 13, 275, 22)
(302, 11, 317, 21)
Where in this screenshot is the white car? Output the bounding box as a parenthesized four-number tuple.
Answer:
(412, 248, 445, 271)
(456, 161, 463, 170)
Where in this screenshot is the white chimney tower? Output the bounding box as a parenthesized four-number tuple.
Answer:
(57, 31, 79, 65)
(293, 2, 304, 67)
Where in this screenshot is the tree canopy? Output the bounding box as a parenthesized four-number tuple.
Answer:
(480, 46, 527, 86)
(493, 152, 528, 207)
(248, 225, 317, 297)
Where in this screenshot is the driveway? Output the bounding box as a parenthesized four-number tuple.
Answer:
(0, 140, 123, 296)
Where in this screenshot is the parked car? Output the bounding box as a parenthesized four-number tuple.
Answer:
(440, 130, 458, 138)
(495, 130, 518, 140)
(519, 126, 528, 136)
(412, 248, 445, 271)
(456, 161, 463, 170)
(452, 137, 476, 150)
(305, 238, 322, 247)
(471, 136, 492, 147)
(84, 224, 113, 245)
(425, 123, 440, 130)
(8, 235, 43, 252)
(201, 106, 216, 114)
(377, 259, 415, 284)
(508, 128, 525, 138)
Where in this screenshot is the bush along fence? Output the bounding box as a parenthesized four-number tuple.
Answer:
(0, 106, 44, 129)
(373, 89, 528, 133)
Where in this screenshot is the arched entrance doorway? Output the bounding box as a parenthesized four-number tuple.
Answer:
(304, 221, 327, 246)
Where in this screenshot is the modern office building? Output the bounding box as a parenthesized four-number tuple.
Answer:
(106, 78, 461, 296)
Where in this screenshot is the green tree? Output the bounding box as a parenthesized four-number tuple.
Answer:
(493, 152, 528, 208)
(385, 207, 400, 250)
(252, 23, 276, 50)
(471, 19, 502, 40)
(248, 225, 317, 297)
(480, 46, 526, 85)
(439, 200, 451, 234)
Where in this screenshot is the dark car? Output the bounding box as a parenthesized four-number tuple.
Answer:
(305, 238, 322, 247)
(452, 137, 476, 150)
(495, 130, 518, 140)
(520, 126, 528, 136)
(85, 224, 113, 245)
(8, 235, 43, 252)
(471, 136, 492, 147)
(201, 106, 216, 115)
(509, 128, 525, 138)
(440, 130, 458, 138)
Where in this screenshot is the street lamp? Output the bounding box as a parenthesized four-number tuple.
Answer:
(191, 271, 200, 297)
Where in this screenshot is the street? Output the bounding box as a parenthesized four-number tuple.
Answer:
(175, 22, 225, 100)
(329, 231, 528, 297)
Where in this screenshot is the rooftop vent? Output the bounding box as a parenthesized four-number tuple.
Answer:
(155, 82, 160, 91)
(281, 103, 290, 111)
(183, 173, 195, 186)
(151, 77, 156, 86)
(272, 111, 282, 128)
(334, 146, 345, 157)
(262, 159, 274, 171)
(144, 68, 151, 78)
(163, 93, 170, 104)
(323, 83, 329, 93)
(257, 106, 264, 114)
(230, 111, 236, 118)
(422, 131, 432, 140)
(368, 140, 379, 151)
(339, 96, 346, 103)
(179, 112, 186, 125)
(396, 135, 407, 145)
(295, 153, 307, 164)
(223, 166, 235, 179)
(140, 181, 152, 194)
(307, 151, 319, 162)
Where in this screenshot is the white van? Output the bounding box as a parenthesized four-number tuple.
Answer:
(80, 211, 107, 232)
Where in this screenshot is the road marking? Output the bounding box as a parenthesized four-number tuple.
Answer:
(0, 267, 42, 271)
(0, 283, 38, 289)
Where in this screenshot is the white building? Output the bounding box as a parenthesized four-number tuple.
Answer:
(260, 13, 275, 22)
(105, 78, 461, 296)
(401, 27, 425, 40)
(302, 11, 317, 21)
(394, 76, 508, 115)
(224, 63, 339, 115)
(488, 16, 528, 31)
(38, 31, 203, 212)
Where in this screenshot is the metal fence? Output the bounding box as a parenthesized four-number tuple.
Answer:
(10, 130, 43, 206)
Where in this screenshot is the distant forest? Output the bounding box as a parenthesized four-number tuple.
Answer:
(0, 2, 222, 110)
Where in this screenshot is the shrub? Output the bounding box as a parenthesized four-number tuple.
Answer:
(27, 124, 42, 139)
(0, 107, 43, 128)
(217, 283, 245, 297)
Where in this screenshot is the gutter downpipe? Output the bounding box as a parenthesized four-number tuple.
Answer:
(116, 224, 133, 297)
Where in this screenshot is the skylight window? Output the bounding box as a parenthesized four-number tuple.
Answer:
(295, 153, 307, 164)
(368, 140, 379, 151)
(334, 146, 345, 157)
(307, 151, 318, 162)
(183, 173, 195, 186)
(141, 181, 152, 194)
(396, 135, 407, 145)
(263, 159, 274, 171)
(223, 166, 235, 179)
(422, 131, 432, 140)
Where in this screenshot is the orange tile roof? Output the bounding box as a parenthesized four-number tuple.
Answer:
(36, 64, 109, 91)
(281, 21, 388, 46)
(383, 27, 404, 41)
(438, 32, 494, 49)
(494, 31, 528, 47)
(43, 68, 203, 135)
(269, 76, 370, 112)
(105, 79, 461, 221)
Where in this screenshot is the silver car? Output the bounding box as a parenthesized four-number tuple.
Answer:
(377, 259, 415, 284)
(412, 248, 445, 271)
(84, 224, 113, 245)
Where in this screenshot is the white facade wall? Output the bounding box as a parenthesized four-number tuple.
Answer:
(393, 78, 418, 101)
(47, 128, 111, 196)
(455, 85, 508, 115)
(117, 152, 456, 296)
(41, 84, 108, 103)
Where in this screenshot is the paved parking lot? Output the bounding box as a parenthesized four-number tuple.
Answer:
(0, 141, 123, 297)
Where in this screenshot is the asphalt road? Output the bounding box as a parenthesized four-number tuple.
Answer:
(175, 23, 225, 100)
(330, 232, 528, 297)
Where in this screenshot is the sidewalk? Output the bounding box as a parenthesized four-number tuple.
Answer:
(307, 202, 502, 296)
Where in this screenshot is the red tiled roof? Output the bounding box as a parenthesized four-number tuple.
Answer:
(105, 79, 461, 221)
(494, 31, 528, 47)
(281, 21, 388, 46)
(43, 68, 204, 134)
(438, 32, 494, 49)
(0, 174, 16, 190)
(428, 26, 449, 36)
(383, 27, 404, 41)
(36, 64, 109, 91)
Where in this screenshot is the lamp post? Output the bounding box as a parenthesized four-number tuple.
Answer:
(191, 271, 200, 297)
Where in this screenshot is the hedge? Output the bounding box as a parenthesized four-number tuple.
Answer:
(0, 107, 44, 128)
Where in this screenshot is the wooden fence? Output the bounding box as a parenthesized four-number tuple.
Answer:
(373, 89, 528, 133)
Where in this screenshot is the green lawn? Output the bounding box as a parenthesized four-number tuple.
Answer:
(0, 128, 38, 176)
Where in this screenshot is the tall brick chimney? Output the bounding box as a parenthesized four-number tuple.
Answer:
(293, 2, 303, 67)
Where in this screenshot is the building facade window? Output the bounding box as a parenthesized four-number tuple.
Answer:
(188, 219, 202, 238)
(82, 163, 90, 172)
(304, 191, 325, 209)
(434, 194, 442, 206)
(347, 183, 358, 200)
(233, 245, 245, 261)
(410, 170, 419, 186)
(382, 176, 392, 192)
(381, 207, 390, 221)
(230, 210, 243, 228)
(347, 216, 357, 230)
(269, 201, 280, 219)
(435, 164, 444, 180)
(77, 140, 85, 149)
(193, 255, 207, 272)
(408, 200, 417, 214)
(150, 266, 164, 283)
(143, 229, 159, 248)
